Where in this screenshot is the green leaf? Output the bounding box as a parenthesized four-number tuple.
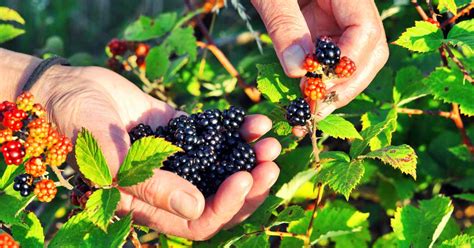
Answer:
(83, 188, 121, 231)
(351, 109, 398, 157)
(315, 160, 365, 200)
(424, 67, 474, 116)
(89, 214, 133, 248)
(318, 115, 362, 140)
(146, 45, 170, 80)
(365, 67, 394, 103)
(273, 121, 292, 136)
(440, 234, 474, 247)
(75, 129, 112, 187)
(244, 196, 284, 228)
(276, 168, 318, 204)
(256, 63, 300, 104)
(0, 7, 25, 24)
(361, 109, 398, 151)
(391, 196, 454, 248)
(448, 145, 473, 162)
(0, 24, 25, 43)
(394, 66, 430, 106)
(393, 21, 444, 52)
(0, 183, 33, 226)
(274, 205, 305, 224)
(0, 164, 23, 190)
(163, 26, 197, 61)
(117, 137, 181, 187)
(438, 0, 458, 14)
(123, 13, 177, 41)
(234, 234, 269, 248)
(274, 146, 313, 191)
(11, 212, 44, 248)
(454, 193, 474, 202)
(363, 145, 417, 179)
(447, 19, 474, 52)
(373, 233, 399, 248)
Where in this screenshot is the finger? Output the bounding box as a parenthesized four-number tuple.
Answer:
(251, 0, 313, 77)
(315, 40, 389, 120)
(120, 170, 205, 220)
(224, 162, 280, 228)
(240, 114, 272, 142)
(254, 137, 281, 162)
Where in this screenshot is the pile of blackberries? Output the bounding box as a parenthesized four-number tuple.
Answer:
(128, 106, 256, 197)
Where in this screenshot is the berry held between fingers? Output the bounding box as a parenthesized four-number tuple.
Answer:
(0, 233, 19, 248)
(334, 56, 356, 78)
(34, 179, 57, 202)
(304, 77, 327, 101)
(286, 98, 311, 126)
(315, 37, 341, 67)
(129, 106, 256, 197)
(129, 123, 154, 144)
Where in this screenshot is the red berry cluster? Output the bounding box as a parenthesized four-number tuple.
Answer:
(0, 233, 19, 248)
(106, 39, 150, 72)
(0, 92, 73, 202)
(302, 36, 357, 102)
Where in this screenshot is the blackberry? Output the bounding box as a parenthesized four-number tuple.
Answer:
(305, 71, 321, 78)
(315, 37, 341, 67)
(13, 173, 34, 197)
(129, 106, 256, 197)
(129, 123, 154, 143)
(222, 106, 245, 130)
(286, 98, 311, 126)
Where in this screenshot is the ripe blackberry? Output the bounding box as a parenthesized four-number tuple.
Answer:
(1, 140, 25, 165)
(286, 98, 311, 126)
(228, 142, 256, 171)
(222, 106, 245, 130)
(315, 37, 341, 67)
(34, 179, 57, 202)
(13, 173, 34, 197)
(128, 123, 154, 143)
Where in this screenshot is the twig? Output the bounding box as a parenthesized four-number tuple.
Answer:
(443, 44, 474, 84)
(129, 227, 142, 248)
(196, 41, 261, 102)
(450, 104, 474, 154)
(305, 184, 324, 247)
(411, 0, 429, 20)
(264, 229, 308, 240)
(426, 0, 437, 21)
(441, 2, 474, 28)
(50, 166, 73, 190)
(397, 107, 452, 118)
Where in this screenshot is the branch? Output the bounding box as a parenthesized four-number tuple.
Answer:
(397, 107, 452, 118)
(50, 166, 73, 190)
(441, 2, 474, 28)
(443, 44, 474, 84)
(196, 41, 261, 102)
(411, 0, 429, 20)
(450, 104, 474, 154)
(305, 184, 324, 247)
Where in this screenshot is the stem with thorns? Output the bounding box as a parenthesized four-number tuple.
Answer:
(51, 166, 73, 190)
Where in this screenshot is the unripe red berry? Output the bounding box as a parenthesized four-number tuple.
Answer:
(34, 179, 57, 202)
(0, 233, 19, 248)
(107, 38, 128, 56)
(25, 157, 47, 177)
(334, 56, 356, 78)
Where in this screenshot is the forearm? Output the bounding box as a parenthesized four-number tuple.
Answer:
(0, 48, 41, 101)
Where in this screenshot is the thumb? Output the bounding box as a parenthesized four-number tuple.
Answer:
(252, 0, 313, 77)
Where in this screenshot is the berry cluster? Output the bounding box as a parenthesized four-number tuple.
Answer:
(0, 233, 19, 248)
(107, 39, 150, 72)
(129, 106, 256, 197)
(286, 98, 311, 126)
(0, 92, 72, 202)
(302, 36, 356, 101)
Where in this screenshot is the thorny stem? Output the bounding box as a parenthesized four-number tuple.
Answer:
(440, 2, 474, 28)
(443, 44, 474, 84)
(50, 166, 73, 190)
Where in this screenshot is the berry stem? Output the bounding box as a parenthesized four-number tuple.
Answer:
(440, 2, 474, 28)
(50, 166, 73, 190)
(410, 0, 429, 21)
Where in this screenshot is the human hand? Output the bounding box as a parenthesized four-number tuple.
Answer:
(32, 65, 281, 240)
(252, 0, 389, 119)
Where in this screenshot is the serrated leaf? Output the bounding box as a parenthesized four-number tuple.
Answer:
(454, 193, 474, 202)
(438, 0, 458, 14)
(447, 19, 474, 52)
(234, 234, 269, 248)
(274, 146, 313, 191)
(83, 188, 120, 231)
(274, 205, 305, 224)
(318, 115, 362, 140)
(351, 109, 398, 158)
(164, 26, 197, 61)
(256, 63, 300, 104)
(315, 160, 365, 200)
(363, 145, 417, 179)
(365, 67, 394, 103)
(244, 196, 283, 228)
(11, 212, 44, 248)
(394, 21, 444, 52)
(123, 13, 177, 41)
(117, 137, 181, 187)
(440, 234, 474, 247)
(0, 163, 23, 190)
(0, 183, 33, 226)
(146, 45, 170, 80)
(89, 214, 133, 248)
(394, 66, 430, 106)
(424, 67, 474, 116)
(448, 144, 473, 162)
(276, 168, 318, 203)
(0, 7, 25, 24)
(273, 121, 292, 136)
(361, 109, 398, 151)
(0, 24, 25, 43)
(391, 196, 454, 248)
(75, 129, 112, 187)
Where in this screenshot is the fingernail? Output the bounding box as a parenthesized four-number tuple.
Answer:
(282, 44, 307, 77)
(170, 190, 199, 219)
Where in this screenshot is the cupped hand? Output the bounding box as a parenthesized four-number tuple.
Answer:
(252, 0, 389, 119)
(32, 65, 281, 240)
